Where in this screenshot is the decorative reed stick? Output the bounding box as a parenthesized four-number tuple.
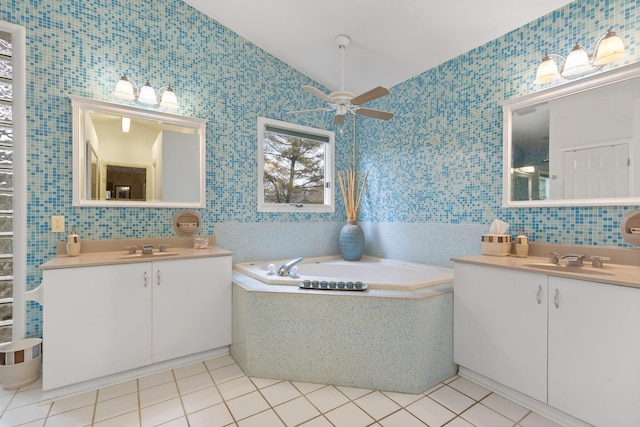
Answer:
(338, 170, 369, 220)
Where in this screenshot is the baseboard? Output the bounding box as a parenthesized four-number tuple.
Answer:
(458, 367, 592, 427)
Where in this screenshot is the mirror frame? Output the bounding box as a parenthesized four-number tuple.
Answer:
(70, 95, 207, 208)
(502, 61, 640, 207)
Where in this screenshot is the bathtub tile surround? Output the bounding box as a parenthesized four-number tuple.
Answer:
(231, 274, 456, 394)
(0, 354, 561, 426)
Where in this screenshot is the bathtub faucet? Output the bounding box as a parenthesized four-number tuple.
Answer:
(277, 257, 303, 276)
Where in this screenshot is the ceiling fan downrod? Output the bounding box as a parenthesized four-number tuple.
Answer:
(336, 34, 350, 92)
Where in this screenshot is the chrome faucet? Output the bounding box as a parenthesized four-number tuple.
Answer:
(561, 253, 585, 266)
(550, 252, 560, 264)
(277, 257, 303, 276)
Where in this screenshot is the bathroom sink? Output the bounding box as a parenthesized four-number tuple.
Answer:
(116, 252, 180, 260)
(523, 262, 613, 276)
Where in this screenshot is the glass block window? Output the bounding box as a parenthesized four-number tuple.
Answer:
(0, 31, 13, 343)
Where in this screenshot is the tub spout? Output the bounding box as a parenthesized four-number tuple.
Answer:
(277, 257, 303, 276)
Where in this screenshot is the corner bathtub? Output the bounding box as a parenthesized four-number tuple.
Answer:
(234, 255, 453, 290)
(231, 255, 456, 394)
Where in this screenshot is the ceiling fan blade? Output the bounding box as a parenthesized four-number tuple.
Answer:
(350, 86, 390, 106)
(287, 108, 332, 115)
(355, 108, 394, 120)
(333, 114, 345, 125)
(303, 86, 335, 103)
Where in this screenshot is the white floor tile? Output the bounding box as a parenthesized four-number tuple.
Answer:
(448, 377, 491, 400)
(176, 371, 214, 394)
(405, 396, 456, 427)
(210, 364, 245, 384)
(325, 402, 374, 427)
(273, 396, 320, 426)
(378, 408, 429, 427)
(92, 410, 140, 427)
(42, 405, 94, 427)
(12, 419, 46, 427)
(291, 381, 325, 395)
(428, 385, 475, 414)
(49, 390, 96, 416)
(139, 381, 179, 408)
(261, 381, 302, 407)
(519, 411, 564, 427)
(7, 387, 44, 409)
(381, 390, 424, 407)
(156, 416, 189, 427)
(140, 397, 184, 427)
(237, 408, 284, 427)
(181, 385, 223, 414)
(217, 376, 257, 401)
(204, 355, 236, 371)
(298, 415, 334, 427)
(138, 370, 175, 390)
(305, 386, 349, 412)
(0, 402, 51, 426)
(187, 402, 234, 427)
(94, 393, 139, 423)
(97, 380, 137, 402)
(172, 362, 207, 380)
(250, 377, 281, 389)
(335, 385, 371, 400)
(445, 417, 475, 427)
(354, 391, 401, 420)
(226, 391, 270, 421)
(481, 393, 530, 422)
(0, 393, 13, 413)
(460, 403, 514, 427)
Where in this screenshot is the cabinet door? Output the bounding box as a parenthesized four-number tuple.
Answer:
(548, 277, 640, 427)
(43, 263, 152, 390)
(152, 256, 232, 362)
(454, 263, 548, 402)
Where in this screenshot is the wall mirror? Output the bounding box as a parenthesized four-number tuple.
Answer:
(70, 96, 206, 207)
(502, 62, 640, 207)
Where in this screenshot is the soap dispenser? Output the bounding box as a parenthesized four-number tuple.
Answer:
(515, 227, 529, 258)
(66, 226, 81, 257)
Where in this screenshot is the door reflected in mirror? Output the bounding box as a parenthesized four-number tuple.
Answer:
(71, 96, 206, 208)
(503, 62, 640, 207)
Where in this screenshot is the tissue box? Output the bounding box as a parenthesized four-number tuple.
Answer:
(481, 234, 512, 256)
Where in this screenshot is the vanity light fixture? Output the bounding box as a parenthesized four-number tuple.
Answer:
(121, 117, 131, 133)
(534, 29, 627, 84)
(113, 74, 179, 109)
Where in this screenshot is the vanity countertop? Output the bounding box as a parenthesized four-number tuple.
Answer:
(451, 255, 640, 289)
(40, 235, 232, 270)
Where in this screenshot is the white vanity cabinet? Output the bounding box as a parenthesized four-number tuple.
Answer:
(453, 263, 548, 402)
(548, 276, 640, 427)
(42, 255, 232, 392)
(454, 262, 640, 427)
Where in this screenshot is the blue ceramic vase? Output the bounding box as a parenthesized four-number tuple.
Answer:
(339, 219, 364, 261)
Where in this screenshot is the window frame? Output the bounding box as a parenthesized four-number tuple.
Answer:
(257, 117, 335, 213)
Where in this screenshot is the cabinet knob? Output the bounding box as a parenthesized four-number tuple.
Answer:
(554, 288, 560, 309)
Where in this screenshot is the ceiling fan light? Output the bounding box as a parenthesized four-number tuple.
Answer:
(562, 43, 592, 77)
(593, 30, 626, 65)
(534, 55, 560, 84)
(336, 104, 348, 116)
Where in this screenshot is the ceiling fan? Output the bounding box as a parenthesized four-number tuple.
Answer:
(288, 34, 394, 126)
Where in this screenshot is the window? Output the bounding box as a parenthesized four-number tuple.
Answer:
(257, 117, 334, 213)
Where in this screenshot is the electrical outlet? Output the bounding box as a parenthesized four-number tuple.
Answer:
(51, 215, 65, 233)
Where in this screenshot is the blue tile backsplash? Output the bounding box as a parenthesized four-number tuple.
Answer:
(0, 0, 638, 337)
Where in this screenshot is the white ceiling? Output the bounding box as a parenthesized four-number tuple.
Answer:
(184, 0, 574, 96)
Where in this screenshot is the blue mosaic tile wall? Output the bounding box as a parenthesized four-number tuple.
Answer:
(357, 0, 640, 247)
(0, 0, 354, 337)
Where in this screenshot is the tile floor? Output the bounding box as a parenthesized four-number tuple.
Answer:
(0, 354, 563, 427)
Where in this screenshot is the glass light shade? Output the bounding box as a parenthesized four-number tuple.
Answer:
(159, 87, 179, 109)
(593, 30, 626, 65)
(113, 76, 135, 100)
(562, 43, 592, 77)
(534, 55, 560, 84)
(138, 81, 158, 105)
